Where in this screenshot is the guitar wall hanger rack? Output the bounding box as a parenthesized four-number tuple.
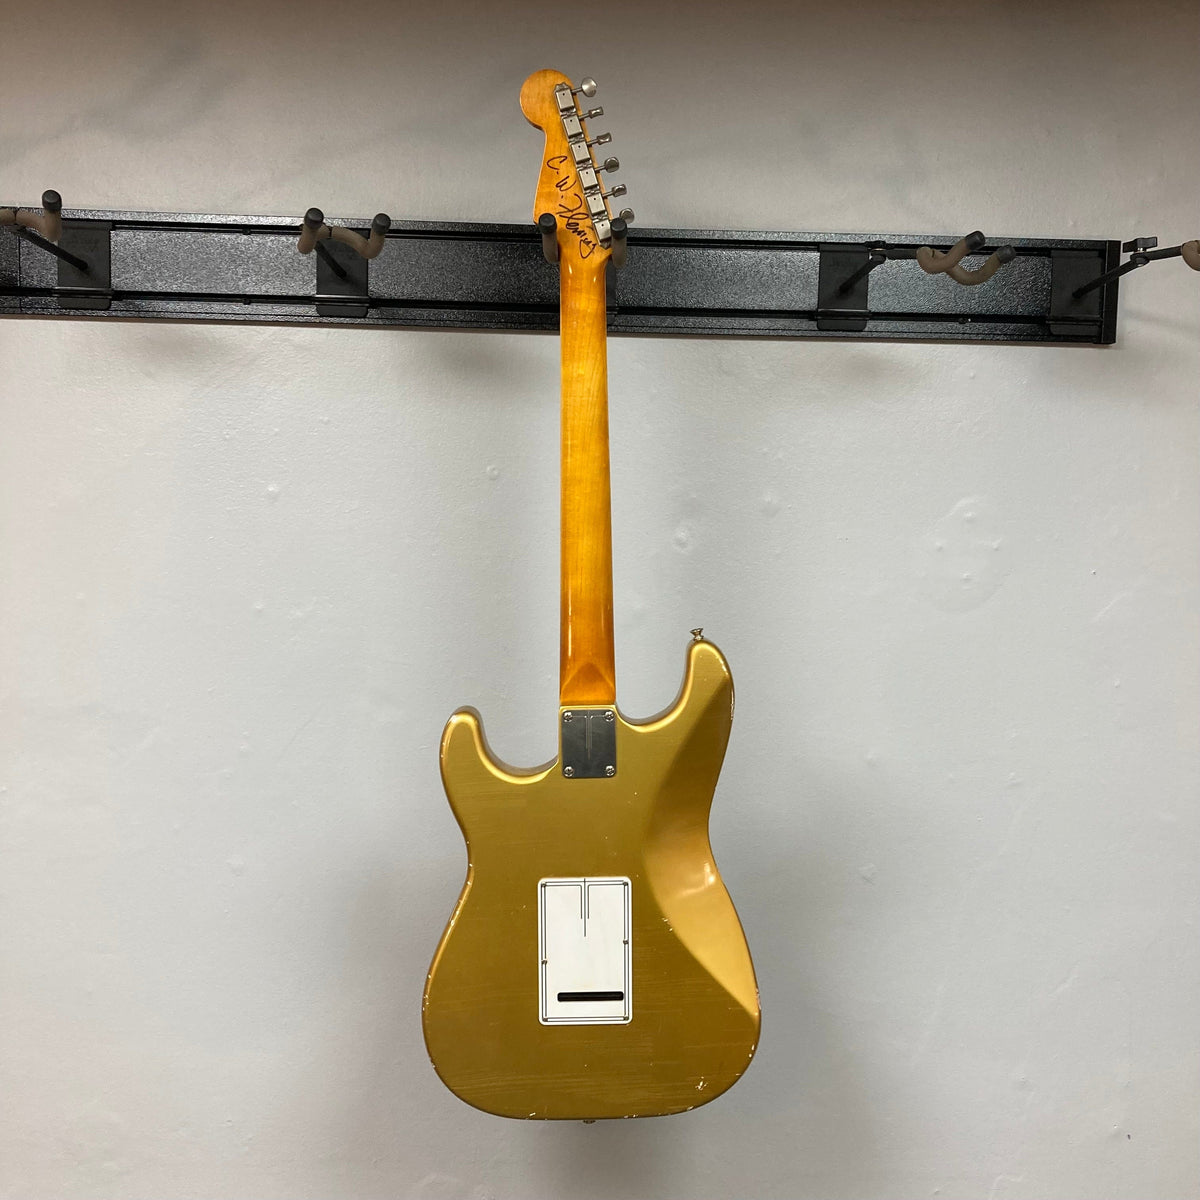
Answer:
(0, 191, 112, 311)
(3, 193, 1194, 344)
(296, 207, 392, 319)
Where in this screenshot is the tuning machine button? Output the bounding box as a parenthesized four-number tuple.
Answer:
(586, 132, 612, 148)
(618, 208, 634, 223)
(581, 106, 603, 120)
(602, 184, 627, 200)
(572, 77, 598, 98)
(597, 156, 619, 173)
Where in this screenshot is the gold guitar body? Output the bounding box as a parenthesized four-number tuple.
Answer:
(422, 639, 760, 1119)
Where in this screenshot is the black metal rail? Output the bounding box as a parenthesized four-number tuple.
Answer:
(0, 208, 1121, 344)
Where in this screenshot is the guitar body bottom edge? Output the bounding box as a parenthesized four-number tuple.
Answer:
(422, 639, 760, 1120)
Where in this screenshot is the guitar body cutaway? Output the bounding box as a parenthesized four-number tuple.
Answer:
(422, 639, 760, 1119)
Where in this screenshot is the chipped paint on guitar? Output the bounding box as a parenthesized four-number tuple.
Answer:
(423, 637, 760, 1119)
(422, 68, 759, 1119)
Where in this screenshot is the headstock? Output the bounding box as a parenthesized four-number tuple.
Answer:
(520, 69, 631, 266)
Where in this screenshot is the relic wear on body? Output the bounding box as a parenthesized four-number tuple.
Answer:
(421, 68, 760, 1121)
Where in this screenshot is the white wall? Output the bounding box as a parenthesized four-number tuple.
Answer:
(2, 3, 1197, 1197)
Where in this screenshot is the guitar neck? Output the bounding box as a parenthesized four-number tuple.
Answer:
(559, 254, 615, 706)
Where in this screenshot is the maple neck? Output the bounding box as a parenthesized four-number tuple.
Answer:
(559, 254, 615, 706)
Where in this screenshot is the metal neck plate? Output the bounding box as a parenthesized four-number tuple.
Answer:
(560, 707, 617, 778)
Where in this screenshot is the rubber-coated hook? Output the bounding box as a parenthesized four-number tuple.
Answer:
(916, 230, 1015, 286)
(538, 212, 558, 264)
(0, 190, 91, 272)
(0, 188, 63, 242)
(609, 215, 629, 269)
(1074, 235, 1200, 300)
(943, 245, 1017, 285)
(915, 230, 986, 275)
(297, 208, 391, 260)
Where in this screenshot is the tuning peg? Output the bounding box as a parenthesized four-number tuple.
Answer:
(618, 208, 634, 223)
(581, 106, 603, 120)
(572, 77, 597, 98)
(602, 184, 627, 200)
(586, 132, 612, 148)
(597, 157, 619, 173)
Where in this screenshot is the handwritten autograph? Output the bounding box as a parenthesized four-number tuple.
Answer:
(546, 155, 598, 259)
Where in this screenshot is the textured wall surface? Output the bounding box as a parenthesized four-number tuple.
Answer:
(1, 3, 1197, 1198)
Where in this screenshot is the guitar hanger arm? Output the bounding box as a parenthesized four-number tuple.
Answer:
(1, 203, 1130, 345)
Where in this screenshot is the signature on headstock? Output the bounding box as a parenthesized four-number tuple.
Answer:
(547, 155, 598, 259)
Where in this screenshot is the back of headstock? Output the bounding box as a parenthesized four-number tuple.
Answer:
(520, 69, 632, 269)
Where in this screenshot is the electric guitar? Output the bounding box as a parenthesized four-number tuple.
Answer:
(422, 69, 760, 1120)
